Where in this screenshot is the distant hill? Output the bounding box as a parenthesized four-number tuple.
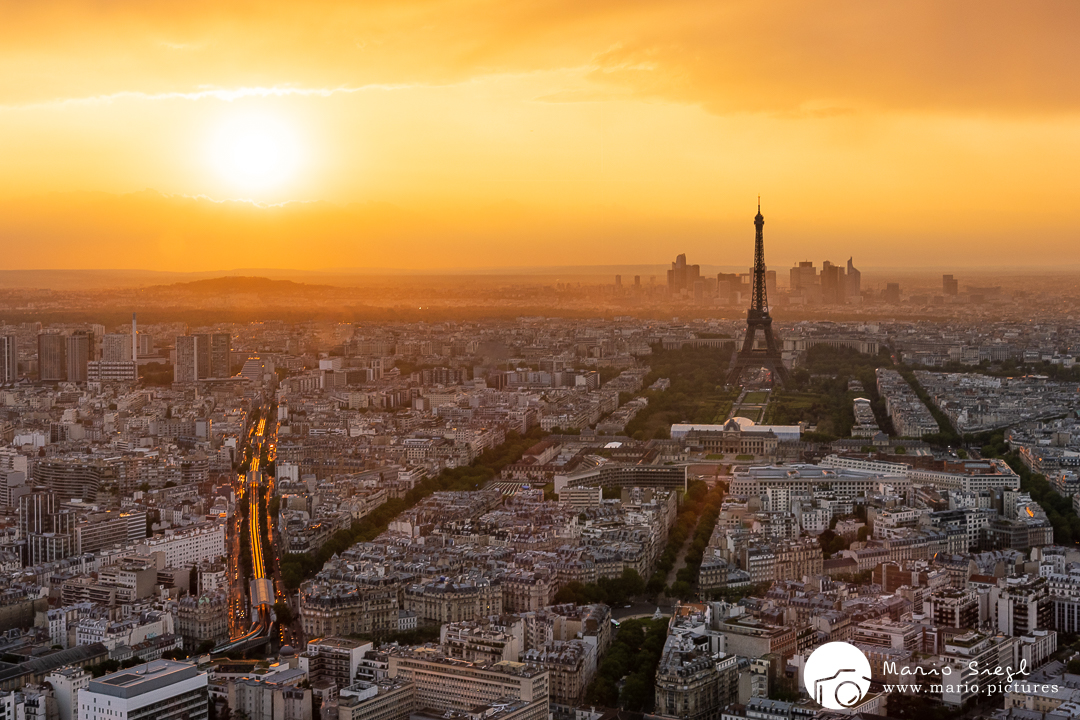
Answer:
(142, 276, 338, 296)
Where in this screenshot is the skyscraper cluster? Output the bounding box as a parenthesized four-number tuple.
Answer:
(662, 252, 862, 307)
(31, 321, 151, 383)
(37, 331, 99, 382)
(667, 253, 701, 295)
(788, 258, 861, 304)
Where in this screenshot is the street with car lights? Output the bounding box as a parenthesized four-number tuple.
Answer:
(214, 406, 280, 653)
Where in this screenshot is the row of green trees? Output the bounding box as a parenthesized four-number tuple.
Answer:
(560, 481, 723, 602)
(622, 346, 737, 441)
(897, 367, 962, 443)
(279, 427, 548, 589)
(646, 481, 710, 596)
(960, 429, 1080, 545)
(817, 528, 852, 557)
(669, 482, 726, 600)
(583, 617, 669, 711)
(1003, 450, 1080, 545)
(767, 346, 895, 438)
(553, 568, 646, 607)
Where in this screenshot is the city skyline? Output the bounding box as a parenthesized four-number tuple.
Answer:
(3, 1, 1080, 270)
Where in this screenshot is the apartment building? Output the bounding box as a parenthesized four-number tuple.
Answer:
(77, 660, 207, 720)
(386, 649, 548, 713)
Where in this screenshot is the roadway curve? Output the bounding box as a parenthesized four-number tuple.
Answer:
(213, 411, 276, 654)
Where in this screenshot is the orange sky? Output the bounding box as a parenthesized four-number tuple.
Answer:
(2, 0, 1080, 271)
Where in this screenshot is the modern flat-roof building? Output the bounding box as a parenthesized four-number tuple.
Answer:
(66, 332, 93, 384)
(76, 660, 207, 720)
(38, 333, 67, 382)
(174, 333, 232, 383)
(32, 458, 114, 503)
(133, 522, 226, 567)
(554, 463, 687, 496)
(728, 464, 910, 498)
(386, 649, 548, 713)
(174, 336, 198, 383)
(229, 675, 311, 720)
(298, 637, 372, 691)
(410, 700, 547, 720)
(338, 680, 416, 720)
(87, 361, 138, 383)
(821, 454, 1021, 492)
(102, 334, 133, 363)
(74, 510, 147, 555)
(559, 486, 602, 510)
(713, 615, 797, 662)
(0, 335, 17, 383)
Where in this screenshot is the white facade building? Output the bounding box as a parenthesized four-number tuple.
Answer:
(821, 455, 1020, 492)
(0, 690, 25, 720)
(133, 523, 225, 567)
(77, 660, 207, 720)
(46, 667, 91, 720)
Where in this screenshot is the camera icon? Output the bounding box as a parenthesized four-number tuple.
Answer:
(803, 642, 873, 711)
(814, 668, 870, 708)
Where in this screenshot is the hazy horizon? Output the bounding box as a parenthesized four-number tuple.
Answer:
(2, 263, 1079, 293)
(2, 189, 1079, 274)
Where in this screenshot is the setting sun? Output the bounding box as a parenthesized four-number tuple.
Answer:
(209, 113, 301, 194)
(2, 1, 1080, 270)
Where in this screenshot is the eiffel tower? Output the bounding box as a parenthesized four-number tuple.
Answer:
(726, 201, 790, 387)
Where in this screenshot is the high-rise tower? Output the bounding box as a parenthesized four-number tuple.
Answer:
(65, 331, 93, 383)
(174, 332, 232, 382)
(726, 202, 790, 387)
(0, 335, 16, 384)
(847, 257, 862, 298)
(37, 333, 67, 382)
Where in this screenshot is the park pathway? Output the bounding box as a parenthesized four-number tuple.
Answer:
(728, 388, 772, 423)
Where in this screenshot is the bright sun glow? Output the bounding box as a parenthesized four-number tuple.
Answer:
(210, 114, 301, 193)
